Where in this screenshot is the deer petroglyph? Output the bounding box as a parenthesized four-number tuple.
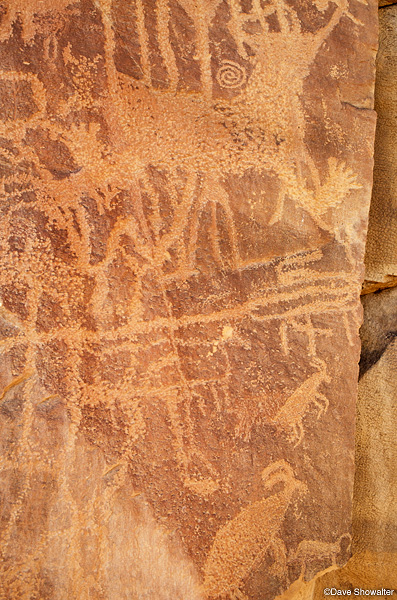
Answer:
(271, 358, 331, 445)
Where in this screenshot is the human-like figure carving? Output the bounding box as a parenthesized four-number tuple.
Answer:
(0, 0, 375, 596)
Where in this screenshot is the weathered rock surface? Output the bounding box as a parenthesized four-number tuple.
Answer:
(0, 0, 377, 598)
(364, 4, 397, 291)
(355, 302, 397, 558)
(359, 286, 397, 378)
(284, 9, 397, 596)
(378, 0, 395, 10)
(293, 303, 397, 600)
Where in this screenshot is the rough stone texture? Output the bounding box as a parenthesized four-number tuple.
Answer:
(359, 286, 397, 378)
(363, 4, 397, 291)
(283, 9, 397, 597)
(354, 13, 397, 584)
(378, 0, 395, 10)
(355, 296, 397, 558)
(0, 1, 377, 599)
(289, 294, 397, 600)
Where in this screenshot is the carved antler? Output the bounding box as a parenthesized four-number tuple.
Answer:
(314, 0, 365, 25)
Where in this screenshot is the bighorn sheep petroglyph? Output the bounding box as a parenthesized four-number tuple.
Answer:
(203, 460, 307, 599)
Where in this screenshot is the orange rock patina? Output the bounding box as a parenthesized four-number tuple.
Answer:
(0, 0, 377, 598)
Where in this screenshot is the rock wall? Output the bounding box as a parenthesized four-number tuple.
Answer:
(0, 1, 377, 599)
(281, 290, 397, 600)
(363, 4, 397, 293)
(286, 5, 397, 598)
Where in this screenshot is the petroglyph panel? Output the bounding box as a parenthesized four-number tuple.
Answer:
(0, 0, 376, 598)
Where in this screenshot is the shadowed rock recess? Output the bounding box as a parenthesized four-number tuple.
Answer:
(0, 1, 377, 599)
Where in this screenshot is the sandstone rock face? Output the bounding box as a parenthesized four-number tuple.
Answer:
(364, 5, 397, 291)
(360, 286, 397, 378)
(0, 1, 376, 598)
(355, 290, 397, 558)
(288, 9, 397, 596)
(304, 290, 397, 600)
(378, 0, 395, 10)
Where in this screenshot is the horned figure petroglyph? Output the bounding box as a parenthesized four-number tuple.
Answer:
(0, 0, 362, 489)
(271, 358, 330, 446)
(77, 0, 363, 274)
(290, 533, 352, 576)
(203, 460, 307, 599)
(219, 0, 364, 228)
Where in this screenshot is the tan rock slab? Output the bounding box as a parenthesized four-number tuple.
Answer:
(292, 332, 397, 600)
(364, 5, 397, 285)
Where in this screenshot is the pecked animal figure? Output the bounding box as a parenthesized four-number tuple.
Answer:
(43, 0, 364, 278)
(202, 460, 307, 599)
(271, 357, 331, 446)
(291, 532, 352, 578)
(89, 0, 363, 235)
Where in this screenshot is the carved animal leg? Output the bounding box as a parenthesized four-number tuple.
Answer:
(305, 150, 321, 193)
(210, 199, 224, 266)
(298, 554, 308, 577)
(186, 176, 208, 269)
(313, 392, 329, 417)
(212, 178, 240, 268)
(230, 586, 249, 600)
(291, 420, 304, 447)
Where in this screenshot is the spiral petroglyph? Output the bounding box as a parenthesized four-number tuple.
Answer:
(0, 0, 377, 598)
(216, 60, 247, 89)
